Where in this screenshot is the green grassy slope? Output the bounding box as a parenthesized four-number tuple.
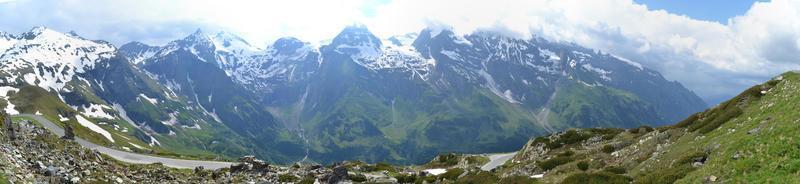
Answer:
(495, 71, 800, 183)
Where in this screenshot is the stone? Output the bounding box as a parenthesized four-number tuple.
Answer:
(62, 123, 75, 140)
(692, 162, 704, 168)
(732, 151, 742, 160)
(326, 165, 349, 184)
(44, 166, 59, 176)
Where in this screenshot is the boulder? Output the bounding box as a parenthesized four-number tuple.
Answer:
(325, 165, 349, 184)
(62, 124, 75, 140)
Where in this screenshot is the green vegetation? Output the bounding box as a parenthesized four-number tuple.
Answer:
(499, 175, 540, 184)
(0, 174, 9, 184)
(278, 174, 299, 182)
(537, 155, 574, 171)
(349, 174, 367, 182)
(440, 168, 465, 181)
(601, 144, 615, 153)
(562, 172, 632, 184)
(603, 166, 626, 174)
(577, 161, 590, 171)
(456, 171, 500, 184)
(363, 162, 397, 172)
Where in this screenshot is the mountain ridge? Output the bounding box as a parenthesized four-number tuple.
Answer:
(0, 26, 707, 164)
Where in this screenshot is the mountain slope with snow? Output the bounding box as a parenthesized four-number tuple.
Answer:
(118, 26, 706, 164)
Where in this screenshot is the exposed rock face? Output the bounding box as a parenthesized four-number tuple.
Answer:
(62, 124, 75, 140)
(3, 115, 14, 141)
(325, 165, 349, 184)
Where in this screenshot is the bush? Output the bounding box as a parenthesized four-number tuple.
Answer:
(602, 144, 615, 154)
(395, 174, 417, 183)
(537, 156, 574, 171)
(577, 161, 590, 171)
(547, 130, 592, 149)
(278, 174, 298, 182)
(349, 174, 367, 182)
(561, 172, 632, 184)
(433, 153, 460, 167)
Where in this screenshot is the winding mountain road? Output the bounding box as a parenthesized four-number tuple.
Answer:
(13, 114, 234, 169)
(480, 152, 517, 171)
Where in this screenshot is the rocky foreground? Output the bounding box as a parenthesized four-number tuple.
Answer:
(0, 115, 536, 184)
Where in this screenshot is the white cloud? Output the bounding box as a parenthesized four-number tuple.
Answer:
(0, 0, 797, 104)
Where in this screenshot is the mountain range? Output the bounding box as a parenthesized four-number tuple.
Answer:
(0, 26, 707, 164)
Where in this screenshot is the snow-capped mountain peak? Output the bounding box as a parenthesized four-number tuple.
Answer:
(331, 26, 383, 60)
(211, 31, 261, 55)
(0, 27, 116, 91)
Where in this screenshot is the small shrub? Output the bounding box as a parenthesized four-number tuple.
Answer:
(602, 144, 615, 153)
(278, 174, 298, 182)
(349, 174, 367, 182)
(395, 174, 417, 183)
(434, 153, 461, 167)
(537, 156, 574, 171)
(547, 130, 592, 149)
(577, 161, 590, 171)
(562, 172, 631, 184)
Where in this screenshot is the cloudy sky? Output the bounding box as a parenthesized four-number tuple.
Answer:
(0, 0, 797, 104)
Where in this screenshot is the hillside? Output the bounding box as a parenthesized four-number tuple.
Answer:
(487, 71, 799, 183)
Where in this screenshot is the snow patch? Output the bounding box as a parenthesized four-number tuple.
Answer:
(137, 94, 159, 104)
(440, 50, 463, 61)
(0, 86, 19, 115)
(611, 55, 643, 70)
(424, 169, 447, 176)
(75, 115, 115, 143)
(80, 104, 115, 119)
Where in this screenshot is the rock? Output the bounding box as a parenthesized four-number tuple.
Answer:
(70, 176, 81, 183)
(326, 165, 349, 184)
(44, 166, 59, 176)
(748, 126, 762, 135)
(706, 175, 718, 182)
(194, 166, 205, 173)
(62, 123, 75, 140)
(692, 162, 704, 168)
(732, 151, 742, 160)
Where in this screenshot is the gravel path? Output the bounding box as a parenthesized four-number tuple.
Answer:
(14, 114, 234, 169)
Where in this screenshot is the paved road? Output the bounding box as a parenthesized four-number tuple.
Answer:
(14, 114, 234, 169)
(480, 152, 517, 171)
